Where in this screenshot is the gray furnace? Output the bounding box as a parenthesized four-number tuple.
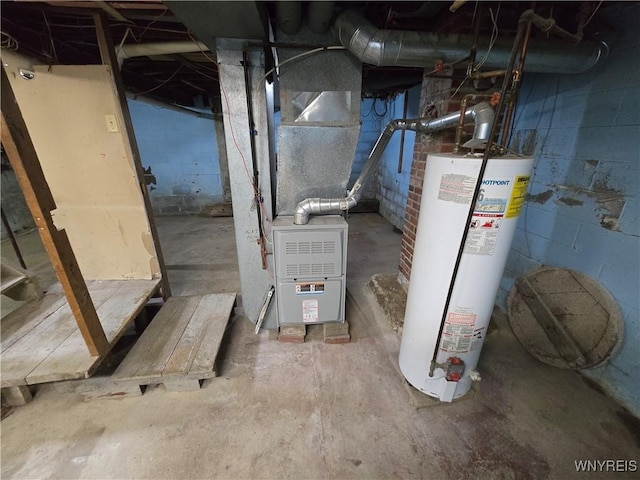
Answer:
(272, 215, 348, 325)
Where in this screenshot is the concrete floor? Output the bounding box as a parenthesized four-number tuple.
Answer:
(1, 213, 638, 479)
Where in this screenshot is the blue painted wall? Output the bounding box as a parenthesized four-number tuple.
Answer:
(351, 85, 421, 229)
(498, 3, 640, 415)
(378, 86, 421, 229)
(128, 98, 224, 214)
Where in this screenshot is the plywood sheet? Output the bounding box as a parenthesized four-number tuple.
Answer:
(4, 62, 159, 280)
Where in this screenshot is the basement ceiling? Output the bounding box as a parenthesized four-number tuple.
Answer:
(0, 1, 614, 109)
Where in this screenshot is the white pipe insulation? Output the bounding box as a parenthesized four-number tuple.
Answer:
(116, 41, 210, 67)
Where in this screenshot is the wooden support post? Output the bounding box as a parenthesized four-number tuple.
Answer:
(1, 67, 109, 357)
(93, 12, 172, 298)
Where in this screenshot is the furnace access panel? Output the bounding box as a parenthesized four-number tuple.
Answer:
(272, 215, 348, 325)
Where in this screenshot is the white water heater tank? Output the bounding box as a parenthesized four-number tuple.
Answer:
(399, 153, 534, 401)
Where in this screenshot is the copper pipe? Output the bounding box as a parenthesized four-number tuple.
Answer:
(453, 97, 469, 154)
(501, 19, 533, 150)
(397, 91, 410, 174)
(471, 69, 506, 79)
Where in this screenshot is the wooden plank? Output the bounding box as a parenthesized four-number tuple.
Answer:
(113, 296, 199, 383)
(163, 379, 201, 392)
(17, 284, 121, 386)
(26, 280, 159, 385)
(1, 294, 67, 351)
(112, 299, 181, 381)
(515, 277, 587, 368)
(1, 67, 108, 356)
(1, 302, 78, 387)
(1, 273, 27, 294)
(94, 12, 171, 297)
(145, 296, 201, 378)
(189, 293, 236, 376)
(95, 279, 160, 342)
(163, 294, 231, 378)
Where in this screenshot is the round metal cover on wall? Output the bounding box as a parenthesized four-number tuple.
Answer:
(507, 266, 623, 369)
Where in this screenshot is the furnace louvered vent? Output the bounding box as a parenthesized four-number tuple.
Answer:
(276, 230, 344, 280)
(285, 263, 336, 278)
(284, 241, 337, 255)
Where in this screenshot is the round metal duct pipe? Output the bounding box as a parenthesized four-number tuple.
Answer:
(308, 1, 335, 34)
(277, 1, 303, 34)
(334, 10, 610, 74)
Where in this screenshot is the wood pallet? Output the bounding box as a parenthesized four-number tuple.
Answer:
(0, 279, 161, 399)
(110, 293, 236, 393)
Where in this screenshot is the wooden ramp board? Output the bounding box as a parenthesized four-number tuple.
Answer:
(0, 279, 160, 388)
(113, 293, 236, 391)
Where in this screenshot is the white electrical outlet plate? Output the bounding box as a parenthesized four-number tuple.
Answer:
(105, 114, 119, 132)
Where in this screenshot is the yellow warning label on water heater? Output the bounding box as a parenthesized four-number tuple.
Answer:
(506, 175, 530, 218)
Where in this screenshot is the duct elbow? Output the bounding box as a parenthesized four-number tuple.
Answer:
(293, 198, 350, 225)
(294, 198, 315, 225)
(334, 10, 384, 66)
(464, 102, 494, 149)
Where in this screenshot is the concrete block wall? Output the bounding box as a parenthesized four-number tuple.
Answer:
(348, 86, 424, 231)
(376, 86, 421, 230)
(128, 98, 224, 215)
(349, 98, 385, 199)
(499, 4, 640, 415)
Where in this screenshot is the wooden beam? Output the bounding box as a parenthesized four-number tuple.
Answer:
(96, 1, 134, 24)
(0, 67, 109, 357)
(109, 2, 168, 10)
(44, 1, 134, 23)
(93, 11, 171, 298)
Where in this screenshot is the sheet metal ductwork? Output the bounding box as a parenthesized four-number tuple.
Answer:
(334, 10, 609, 74)
(276, 2, 303, 34)
(276, 1, 336, 34)
(308, 1, 336, 34)
(293, 102, 494, 225)
(275, 48, 362, 217)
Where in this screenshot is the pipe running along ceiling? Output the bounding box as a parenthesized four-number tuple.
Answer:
(333, 10, 609, 74)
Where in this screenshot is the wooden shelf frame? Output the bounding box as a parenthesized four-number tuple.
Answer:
(0, 13, 171, 361)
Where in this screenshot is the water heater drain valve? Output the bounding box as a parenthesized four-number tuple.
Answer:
(433, 357, 466, 382)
